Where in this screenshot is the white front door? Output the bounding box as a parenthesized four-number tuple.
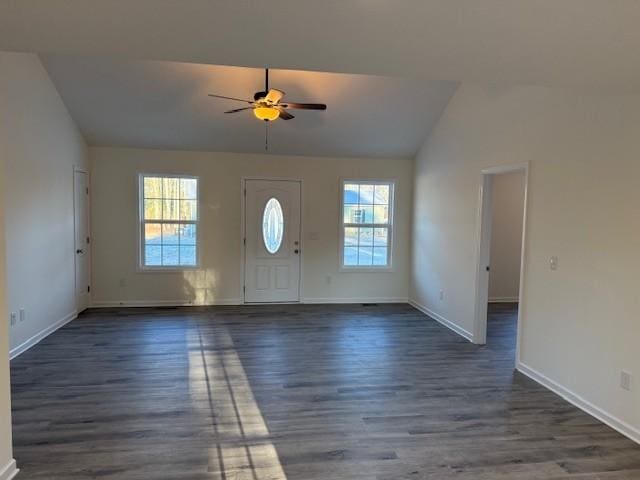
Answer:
(74, 169, 91, 311)
(244, 180, 301, 303)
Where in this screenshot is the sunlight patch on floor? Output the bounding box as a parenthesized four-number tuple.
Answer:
(189, 327, 288, 480)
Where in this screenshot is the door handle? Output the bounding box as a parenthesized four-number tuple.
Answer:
(76, 249, 84, 254)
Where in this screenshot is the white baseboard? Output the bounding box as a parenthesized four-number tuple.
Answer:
(408, 298, 474, 342)
(10, 310, 78, 360)
(0, 459, 18, 480)
(301, 297, 407, 304)
(488, 296, 519, 303)
(93, 298, 407, 307)
(91, 299, 242, 308)
(517, 361, 640, 445)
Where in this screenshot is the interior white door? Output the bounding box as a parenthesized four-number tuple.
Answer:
(74, 170, 90, 311)
(244, 180, 301, 303)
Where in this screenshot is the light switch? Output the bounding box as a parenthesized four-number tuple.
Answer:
(550, 256, 558, 270)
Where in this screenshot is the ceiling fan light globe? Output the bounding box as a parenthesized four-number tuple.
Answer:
(253, 106, 280, 121)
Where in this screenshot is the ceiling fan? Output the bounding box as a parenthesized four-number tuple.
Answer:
(208, 68, 327, 122)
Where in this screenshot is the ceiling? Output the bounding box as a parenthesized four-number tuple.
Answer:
(3, 1, 640, 90)
(40, 55, 457, 158)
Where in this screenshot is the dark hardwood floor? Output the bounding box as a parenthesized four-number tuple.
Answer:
(10, 303, 640, 479)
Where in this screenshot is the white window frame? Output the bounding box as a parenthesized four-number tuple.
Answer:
(339, 179, 395, 271)
(138, 173, 200, 271)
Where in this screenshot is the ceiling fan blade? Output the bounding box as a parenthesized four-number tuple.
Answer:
(265, 89, 285, 104)
(208, 94, 253, 104)
(282, 102, 327, 110)
(276, 108, 295, 120)
(224, 107, 253, 114)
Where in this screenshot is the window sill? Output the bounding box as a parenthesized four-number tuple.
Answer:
(136, 265, 200, 274)
(339, 266, 394, 273)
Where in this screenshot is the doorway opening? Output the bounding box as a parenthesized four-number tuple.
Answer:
(473, 164, 528, 364)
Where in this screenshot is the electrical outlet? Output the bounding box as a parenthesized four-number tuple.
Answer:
(19, 308, 25, 322)
(621, 371, 633, 391)
(10, 312, 17, 327)
(550, 256, 558, 270)
(439, 289, 444, 301)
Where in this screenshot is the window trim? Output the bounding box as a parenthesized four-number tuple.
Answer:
(339, 179, 395, 272)
(137, 173, 200, 272)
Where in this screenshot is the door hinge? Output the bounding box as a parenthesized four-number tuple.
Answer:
(243, 237, 246, 245)
(244, 188, 246, 196)
(243, 285, 246, 292)
(87, 285, 91, 293)
(86, 187, 89, 195)
(86, 236, 91, 244)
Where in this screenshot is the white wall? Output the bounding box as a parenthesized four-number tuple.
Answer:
(488, 171, 525, 302)
(0, 52, 88, 356)
(411, 84, 640, 441)
(90, 147, 411, 305)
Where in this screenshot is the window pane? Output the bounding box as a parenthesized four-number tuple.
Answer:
(262, 198, 284, 254)
(144, 223, 162, 244)
(162, 199, 180, 220)
(359, 227, 374, 246)
(344, 247, 359, 266)
(373, 247, 388, 266)
(373, 205, 389, 224)
(344, 184, 359, 204)
(358, 184, 374, 205)
(358, 206, 374, 223)
(143, 177, 162, 199)
(374, 185, 389, 205)
(374, 228, 388, 246)
(180, 178, 197, 199)
(162, 177, 180, 199)
(145, 245, 162, 266)
(162, 224, 179, 245)
(180, 224, 197, 245)
(144, 199, 162, 220)
(344, 227, 358, 246)
(179, 199, 197, 221)
(162, 245, 179, 266)
(179, 246, 196, 266)
(357, 247, 374, 266)
(344, 205, 362, 223)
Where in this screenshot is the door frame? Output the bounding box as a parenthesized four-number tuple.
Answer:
(240, 177, 304, 304)
(472, 162, 529, 366)
(72, 166, 91, 312)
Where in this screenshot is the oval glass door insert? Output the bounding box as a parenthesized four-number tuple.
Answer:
(262, 197, 284, 254)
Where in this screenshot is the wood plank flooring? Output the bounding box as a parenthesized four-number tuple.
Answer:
(10, 303, 640, 479)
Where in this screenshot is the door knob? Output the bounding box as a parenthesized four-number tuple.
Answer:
(294, 249, 299, 254)
(76, 249, 84, 254)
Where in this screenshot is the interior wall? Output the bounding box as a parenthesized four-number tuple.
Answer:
(90, 147, 412, 305)
(488, 171, 525, 302)
(411, 84, 640, 440)
(0, 52, 88, 355)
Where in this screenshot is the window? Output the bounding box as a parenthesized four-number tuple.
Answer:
(262, 198, 284, 254)
(341, 180, 394, 268)
(139, 174, 198, 268)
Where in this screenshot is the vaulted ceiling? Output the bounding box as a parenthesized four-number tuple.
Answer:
(3, 1, 640, 157)
(41, 56, 457, 158)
